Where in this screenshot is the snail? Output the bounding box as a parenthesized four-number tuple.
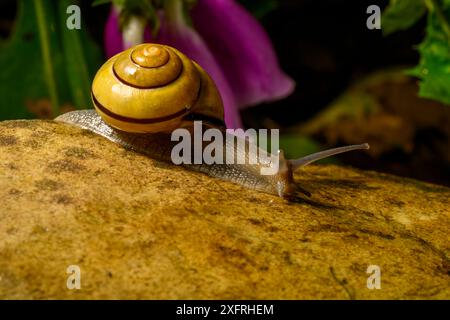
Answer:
(55, 43, 369, 198)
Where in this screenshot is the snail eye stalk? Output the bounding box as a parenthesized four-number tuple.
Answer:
(288, 143, 370, 172)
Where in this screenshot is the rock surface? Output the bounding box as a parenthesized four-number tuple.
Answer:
(0, 120, 449, 299)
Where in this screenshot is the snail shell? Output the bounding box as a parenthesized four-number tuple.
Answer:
(91, 43, 224, 133)
(56, 43, 370, 198)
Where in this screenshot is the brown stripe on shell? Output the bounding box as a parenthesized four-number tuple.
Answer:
(111, 61, 184, 89)
(92, 93, 190, 124)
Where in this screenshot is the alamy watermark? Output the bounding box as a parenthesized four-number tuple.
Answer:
(366, 5, 381, 30)
(367, 265, 381, 289)
(170, 121, 280, 176)
(66, 5, 81, 30)
(66, 265, 81, 290)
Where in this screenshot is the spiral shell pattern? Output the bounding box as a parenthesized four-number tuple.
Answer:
(91, 43, 220, 133)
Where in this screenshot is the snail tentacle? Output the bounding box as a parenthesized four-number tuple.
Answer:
(288, 144, 370, 172)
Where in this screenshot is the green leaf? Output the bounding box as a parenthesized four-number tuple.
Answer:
(408, 6, 450, 105)
(33, 0, 61, 116)
(0, 0, 103, 120)
(58, 0, 102, 109)
(382, 0, 427, 35)
(0, 0, 63, 119)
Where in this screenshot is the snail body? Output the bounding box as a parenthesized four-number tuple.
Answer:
(56, 43, 369, 198)
(56, 110, 297, 196)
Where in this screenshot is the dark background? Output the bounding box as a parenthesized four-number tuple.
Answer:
(254, 0, 422, 127)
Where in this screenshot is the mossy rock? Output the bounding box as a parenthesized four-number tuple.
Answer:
(0, 120, 448, 299)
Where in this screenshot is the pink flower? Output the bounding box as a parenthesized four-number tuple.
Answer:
(104, 7, 123, 59)
(104, 0, 295, 128)
(191, 0, 295, 108)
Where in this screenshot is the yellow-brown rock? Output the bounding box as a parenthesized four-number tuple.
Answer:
(0, 120, 448, 299)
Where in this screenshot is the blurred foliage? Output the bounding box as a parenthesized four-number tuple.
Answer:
(0, 0, 101, 120)
(257, 131, 335, 164)
(279, 135, 337, 164)
(296, 67, 450, 186)
(382, 0, 450, 105)
(382, 0, 427, 35)
(93, 0, 160, 36)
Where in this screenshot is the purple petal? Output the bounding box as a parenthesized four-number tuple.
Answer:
(191, 0, 295, 108)
(104, 7, 124, 58)
(145, 13, 242, 129)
